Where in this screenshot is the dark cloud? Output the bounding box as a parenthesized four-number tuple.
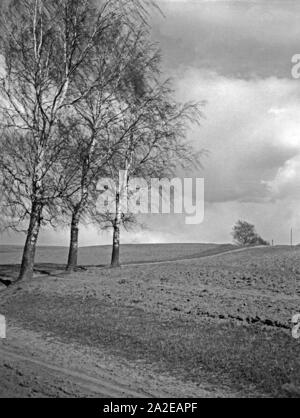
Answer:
(152, 0, 300, 79)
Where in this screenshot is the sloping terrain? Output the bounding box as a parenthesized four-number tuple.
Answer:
(1, 245, 300, 397)
(0, 243, 234, 269)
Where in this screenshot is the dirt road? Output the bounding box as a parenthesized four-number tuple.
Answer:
(0, 326, 234, 398)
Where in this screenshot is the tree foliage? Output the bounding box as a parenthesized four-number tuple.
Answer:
(232, 220, 269, 246)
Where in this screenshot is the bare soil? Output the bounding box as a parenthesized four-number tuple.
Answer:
(0, 244, 300, 398)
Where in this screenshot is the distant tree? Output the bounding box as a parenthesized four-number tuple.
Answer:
(232, 220, 269, 246)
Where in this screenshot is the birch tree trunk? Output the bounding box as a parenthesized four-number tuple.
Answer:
(111, 192, 121, 267)
(66, 209, 81, 271)
(18, 202, 43, 281)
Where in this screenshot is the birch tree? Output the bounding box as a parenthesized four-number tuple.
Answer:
(94, 40, 204, 267)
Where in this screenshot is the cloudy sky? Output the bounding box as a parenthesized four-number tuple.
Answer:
(3, 0, 300, 246)
(142, 0, 300, 246)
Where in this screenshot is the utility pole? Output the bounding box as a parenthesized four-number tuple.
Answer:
(290, 228, 293, 247)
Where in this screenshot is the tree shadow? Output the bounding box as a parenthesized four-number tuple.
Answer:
(0, 278, 13, 287)
(0, 264, 20, 282)
(0, 263, 101, 284)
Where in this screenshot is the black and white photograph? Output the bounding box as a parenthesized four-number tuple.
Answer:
(0, 0, 300, 401)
